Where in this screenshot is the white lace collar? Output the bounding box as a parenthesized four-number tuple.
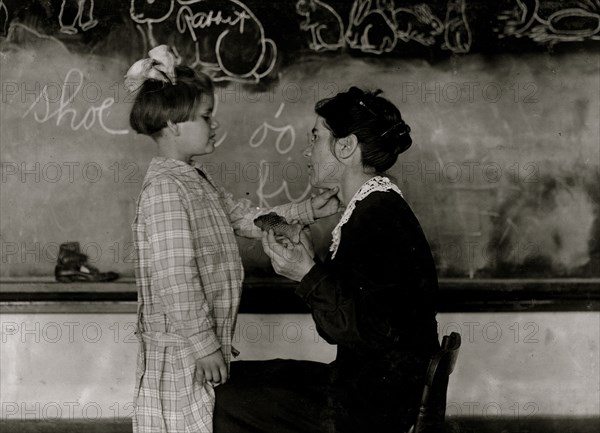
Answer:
(330, 176, 403, 259)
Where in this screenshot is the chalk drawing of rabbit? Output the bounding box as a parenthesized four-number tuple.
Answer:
(442, 0, 472, 53)
(345, 0, 397, 54)
(296, 0, 345, 51)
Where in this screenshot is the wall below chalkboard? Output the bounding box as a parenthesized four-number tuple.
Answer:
(1, 310, 598, 418)
(0, 1, 598, 279)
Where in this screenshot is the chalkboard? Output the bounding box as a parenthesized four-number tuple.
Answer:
(0, 0, 598, 278)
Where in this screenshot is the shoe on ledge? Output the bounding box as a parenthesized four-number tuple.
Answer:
(56, 241, 88, 268)
(55, 242, 119, 283)
(55, 264, 119, 283)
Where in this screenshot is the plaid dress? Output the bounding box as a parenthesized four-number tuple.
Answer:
(132, 157, 314, 433)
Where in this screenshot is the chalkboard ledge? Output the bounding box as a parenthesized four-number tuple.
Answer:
(1, 416, 599, 433)
(1, 277, 598, 313)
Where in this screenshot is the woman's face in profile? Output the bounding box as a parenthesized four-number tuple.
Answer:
(304, 116, 342, 188)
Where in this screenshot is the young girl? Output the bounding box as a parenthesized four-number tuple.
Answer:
(127, 46, 339, 433)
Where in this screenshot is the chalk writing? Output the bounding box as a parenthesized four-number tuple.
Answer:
(130, 0, 277, 83)
(257, 159, 312, 208)
(0, 0, 8, 37)
(247, 102, 309, 206)
(498, 0, 600, 43)
(249, 103, 296, 155)
(59, 0, 98, 35)
(176, 4, 250, 39)
(22, 68, 129, 136)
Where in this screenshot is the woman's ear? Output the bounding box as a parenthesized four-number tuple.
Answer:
(335, 134, 359, 160)
(166, 120, 180, 136)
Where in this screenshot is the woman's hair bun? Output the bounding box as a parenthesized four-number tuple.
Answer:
(392, 123, 412, 155)
(315, 86, 412, 172)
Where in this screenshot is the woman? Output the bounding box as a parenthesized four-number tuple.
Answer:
(214, 87, 440, 432)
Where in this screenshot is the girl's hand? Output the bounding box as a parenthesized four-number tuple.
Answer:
(261, 230, 315, 282)
(195, 349, 228, 386)
(311, 187, 340, 219)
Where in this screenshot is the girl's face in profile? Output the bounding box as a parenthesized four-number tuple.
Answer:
(177, 94, 218, 158)
(304, 116, 342, 188)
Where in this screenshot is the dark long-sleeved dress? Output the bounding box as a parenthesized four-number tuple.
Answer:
(215, 177, 440, 433)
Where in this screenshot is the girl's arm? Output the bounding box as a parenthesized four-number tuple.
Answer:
(221, 189, 313, 238)
(142, 177, 221, 361)
(218, 186, 339, 239)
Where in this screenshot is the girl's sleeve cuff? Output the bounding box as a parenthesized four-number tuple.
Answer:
(188, 331, 221, 361)
(291, 199, 315, 225)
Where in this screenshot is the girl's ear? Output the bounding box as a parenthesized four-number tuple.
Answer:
(166, 120, 180, 136)
(335, 134, 359, 160)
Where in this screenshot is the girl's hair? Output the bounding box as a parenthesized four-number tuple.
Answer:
(129, 66, 214, 136)
(315, 86, 412, 172)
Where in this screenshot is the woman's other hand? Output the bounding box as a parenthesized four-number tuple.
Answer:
(311, 187, 340, 219)
(299, 226, 315, 258)
(261, 230, 315, 282)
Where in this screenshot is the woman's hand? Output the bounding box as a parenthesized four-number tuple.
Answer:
(299, 226, 315, 258)
(195, 349, 228, 386)
(275, 226, 314, 256)
(261, 230, 315, 282)
(311, 187, 340, 219)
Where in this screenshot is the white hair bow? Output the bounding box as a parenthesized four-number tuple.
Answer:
(124, 45, 181, 92)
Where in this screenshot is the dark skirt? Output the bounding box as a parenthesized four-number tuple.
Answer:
(214, 356, 427, 433)
(214, 359, 334, 433)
